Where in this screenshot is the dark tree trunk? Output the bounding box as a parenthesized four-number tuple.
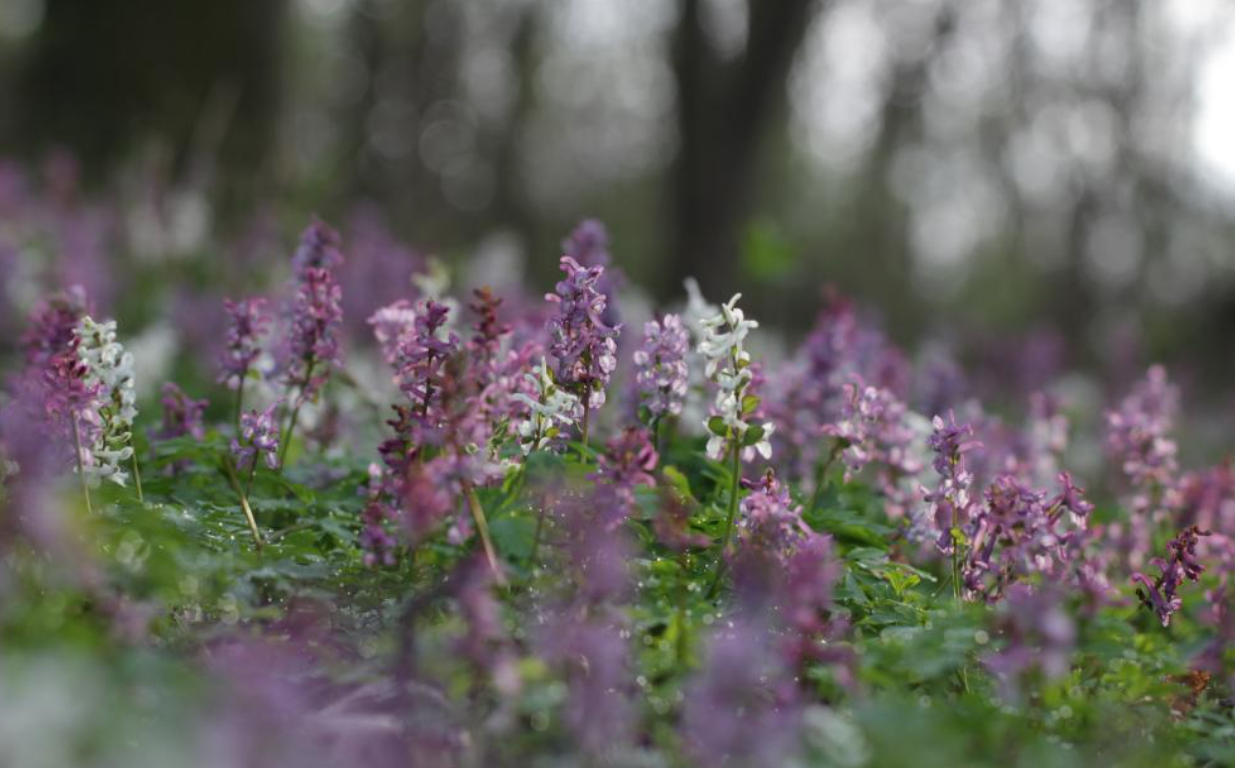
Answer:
(667, 0, 819, 300)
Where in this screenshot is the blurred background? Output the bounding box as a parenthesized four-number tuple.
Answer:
(2, 0, 1235, 395)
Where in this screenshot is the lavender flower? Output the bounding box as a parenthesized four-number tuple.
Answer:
(153, 383, 208, 474)
(1106, 364, 1179, 511)
(590, 426, 658, 527)
(368, 299, 417, 368)
(920, 411, 982, 554)
(284, 266, 343, 403)
(1132, 525, 1211, 627)
(983, 584, 1075, 700)
(737, 471, 811, 560)
(232, 401, 282, 471)
(391, 299, 458, 421)
(290, 217, 345, 279)
(218, 298, 271, 390)
(825, 377, 919, 481)
(633, 314, 689, 422)
(544, 255, 620, 411)
(562, 218, 623, 326)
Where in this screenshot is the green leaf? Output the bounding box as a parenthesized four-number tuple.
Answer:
(707, 416, 728, 437)
(741, 424, 765, 447)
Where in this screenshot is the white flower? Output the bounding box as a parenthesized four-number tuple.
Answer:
(696, 294, 772, 461)
(77, 316, 137, 487)
(513, 358, 582, 454)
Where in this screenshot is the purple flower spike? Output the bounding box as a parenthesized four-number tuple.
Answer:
(545, 255, 620, 409)
(232, 401, 282, 471)
(21, 285, 91, 371)
(633, 314, 689, 421)
(285, 267, 343, 402)
(290, 217, 345, 279)
(155, 382, 208, 441)
(218, 298, 271, 390)
(920, 410, 982, 554)
(392, 299, 459, 422)
(1132, 525, 1211, 627)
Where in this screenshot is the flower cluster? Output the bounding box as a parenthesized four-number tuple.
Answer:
(633, 314, 690, 422)
(218, 298, 271, 390)
(920, 411, 982, 554)
(368, 299, 417, 367)
(698, 294, 773, 461)
(590, 426, 658, 527)
(1132, 524, 1211, 626)
(1106, 364, 1179, 511)
(544, 255, 620, 410)
(284, 266, 343, 403)
(232, 401, 282, 472)
(76, 316, 138, 487)
(825, 376, 919, 480)
(737, 471, 810, 559)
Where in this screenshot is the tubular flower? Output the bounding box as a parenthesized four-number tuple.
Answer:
(368, 299, 417, 368)
(290, 217, 345, 279)
(218, 297, 271, 390)
(737, 471, 811, 560)
(633, 314, 689, 422)
(544, 255, 620, 409)
(284, 266, 343, 403)
(920, 411, 982, 554)
(231, 401, 282, 472)
(76, 316, 137, 487)
(1132, 525, 1211, 627)
(391, 299, 459, 423)
(21, 285, 90, 371)
(513, 357, 582, 454)
(698, 294, 773, 461)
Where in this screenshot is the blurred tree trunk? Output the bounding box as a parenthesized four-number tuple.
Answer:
(12, 0, 287, 200)
(667, 0, 820, 299)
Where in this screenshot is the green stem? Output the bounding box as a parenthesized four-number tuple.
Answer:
(222, 457, 263, 550)
(807, 441, 845, 511)
(70, 415, 93, 515)
(464, 482, 506, 586)
(706, 440, 743, 597)
(581, 398, 591, 454)
(130, 451, 144, 503)
(277, 359, 315, 471)
(233, 370, 246, 434)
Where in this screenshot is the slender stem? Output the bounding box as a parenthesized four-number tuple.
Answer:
(675, 551, 691, 665)
(530, 505, 547, 566)
(233, 370, 246, 434)
(222, 457, 263, 550)
(706, 440, 743, 597)
(130, 451, 144, 503)
(581, 398, 591, 453)
(70, 415, 93, 515)
(807, 441, 845, 512)
(463, 481, 506, 586)
(277, 359, 315, 471)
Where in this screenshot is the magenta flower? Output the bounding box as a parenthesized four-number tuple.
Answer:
(544, 255, 620, 410)
(391, 299, 459, 422)
(737, 470, 811, 560)
(155, 382, 208, 441)
(218, 297, 271, 390)
(633, 314, 689, 421)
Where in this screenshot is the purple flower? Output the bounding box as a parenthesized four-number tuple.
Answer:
(1105, 364, 1179, 512)
(544, 256, 620, 409)
(284, 267, 343, 402)
(825, 376, 920, 482)
(290, 217, 345, 279)
(155, 382, 208, 441)
(737, 470, 811, 561)
(633, 314, 689, 421)
(562, 218, 623, 326)
(368, 299, 417, 367)
(920, 411, 982, 554)
(682, 618, 802, 768)
(218, 298, 271, 390)
(467, 286, 512, 375)
(391, 299, 459, 423)
(232, 401, 282, 471)
(20, 285, 90, 371)
(590, 426, 658, 527)
(1132, 525, 1211, 627)
(983, 584, 1075, 700)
